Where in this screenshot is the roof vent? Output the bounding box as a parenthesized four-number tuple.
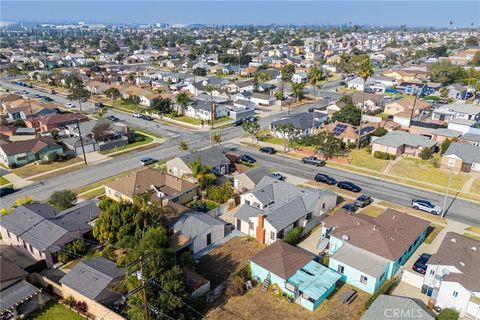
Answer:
(342, 234, 350, 241)
(357, 221, 360, 226)
(450, 238, 456, 243)
(459, 261, 465, 267)
(392, 215, 396, 220)
(373, 225, 377, 230)
(471, 246, 477, 251)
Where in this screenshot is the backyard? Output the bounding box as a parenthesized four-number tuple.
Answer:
(25, 301, 84, 320)
(206, 284, 368, 320)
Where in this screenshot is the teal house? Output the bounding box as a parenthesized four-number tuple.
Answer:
(250, 240, 342, 311)
(321, 209, 429, 294)
(0, 137, 64, 168)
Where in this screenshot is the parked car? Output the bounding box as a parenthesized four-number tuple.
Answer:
(232, 119, 243, 127)
(43, 96, 54, 102)
(22, 90, 29, 94)
(34, 93, 42, 98)
(244, 116, 258, 122)
(239, 154, 256, 164)
(411, 199, 442, 215)
(105, 115, 120, 121)
(271, 172, 284, 180)
(337, 181, 361, 193)
(355, 195, 373, 208)
(50, 89, 56, 94)
(132, 112, 143, 118)
(302, 156, 325, 166)
(412, 253, 432, 274)
(0, 187, 15, 198)
(308, 107, 315, 112)
(64, 103, 75, 109)
(314, 173, 337, 185)
(27, 84, 33, 88)
(260, 146, 276, 154)
(342, 203, 358, 213)
(94, 102, 103, 108)
(141, 115, 154, 121)
(140, 156, 157, 166)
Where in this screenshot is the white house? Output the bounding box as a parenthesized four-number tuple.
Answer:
(184, 100, 229, 121)
(250, 93, 276, 107)
(291, 72, 308, 84)
(432, 103, 480, 122)
(423, 232, 480, 319)
(347, 77, 366, 91)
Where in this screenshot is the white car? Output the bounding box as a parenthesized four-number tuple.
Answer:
(64, 102, 75, 108)
(132, 112, 143, 118)
(271, 172, 284, 181)
(411, 199, 443, 215)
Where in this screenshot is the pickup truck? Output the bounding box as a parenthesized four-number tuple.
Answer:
(301, 156, 326, 167)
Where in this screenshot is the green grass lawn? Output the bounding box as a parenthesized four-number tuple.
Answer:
(78, 187, 105, 200)
(213, 117, 232, 125)
(464, 233, 480, 241)
(0, 176, 10, 186)
(465, 226, 480, 234)
(25, 301, 84, 320)
(100, 134, 153, 155)
(187, 199, 219, 212)
(389, 157, 469, 190)
(130, 127, 163, 139)
(173, 116, 202, 125)
(471, 179, 480, 194)
(349, 148, 389, 172)
(424, 224, 444, 244)
(12, 157, 84, 178)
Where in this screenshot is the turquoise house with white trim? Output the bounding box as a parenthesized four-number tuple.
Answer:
(250, 240, 342, 311)
(321, 209, 429, 294)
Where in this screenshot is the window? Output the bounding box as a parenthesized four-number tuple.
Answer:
(249, 221, 254, 230)
(452, 291, 458, 298)
(306, 212, 312, 220)
(429, 269, 435, 276)
(270, 231, 276, 241)
(206, 233, 212, 246)
(6, 230, 10, 238)
(337, 265, 345, 274)
(322, 203, 326, 209)
(29, 244, 34, 253)
(448, 158, 456, 167)
(360, 275, 368, 285)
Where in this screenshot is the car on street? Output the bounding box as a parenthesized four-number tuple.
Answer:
(239, 154, 256, 164)
(271, 172, 284, 180)
(105, 115, 120, 121)
(302, 156, 326, 166)
(140, 156, 157, 166)
(27, 84, 33, 88)
(342, 203, 358, 213)
(232, 119, 243, 127)
(355, 195, 373, 208)
(244, 116, 258, 122)
(64, 103, 75, 109)
(260, 146, 276, 154)
(0, 187, 15, 198)
(34, 93, 42, 98)
(141, 115, 154, 121)
(412, 253, 432, 274)
(22, 90, 29, 94)
(43, 96, 54, 102)
(308, 107, 315, 112)
(314, 173, 337, 185)
(337, 181, 361, 193)
(132, 112, 143, 118)
(94, 102, 104, 108)
(411, 199, 442, 215)
(50, 89, 56, 94)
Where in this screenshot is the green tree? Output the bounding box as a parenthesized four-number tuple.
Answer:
(205, 181, 234, 204)
(187, 159, 216, 189)
(281, 64, 295, 82)
(175, 92, 190, 116)
(440, 139, 453, 155)
(58, 240, 87, 263)
(149, 97, 172, 114)
(283, 227, 304, 244)
(435, 308, 459, 320)
(428, 61, 468, 85)
(178, 140, 189, 151)
(371, 127, 388, 137)
(332, 104, 362, 126)
(193, 67, 207, 76)
(275, 123, 302, 152)
(104, 87, 120, 108)
(242, 120, 261, 143)
(133, 190, 163, 230)
(255, 39, 264, 50)
(7, 65, 22, 80)
(471, 51, 480, 66)
(291, 82, 305, 102)
(312, 132, 345, 159)
(212, 131, 222, 146)
(307, 66, 323, 103)
(49, 190, 77, 210)
(465, 36, 479, 47)
(419, 147, 434, 160)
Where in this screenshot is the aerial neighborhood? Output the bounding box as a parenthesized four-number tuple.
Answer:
(0, 7, 479, 320)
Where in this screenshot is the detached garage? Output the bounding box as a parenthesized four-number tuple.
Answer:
(62, 137, 97, 155)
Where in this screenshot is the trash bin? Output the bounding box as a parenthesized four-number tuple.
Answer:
(421, 284, 428, 294)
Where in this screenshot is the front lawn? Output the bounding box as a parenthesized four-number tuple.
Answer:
(360, 205, 385, 218)
(100, 134, 153, 155)
(173, 116, 202, 125)
(349, 148, 389, 172)
(424, 224, 444, 244)
(389, 157, 469, 190)
(0, 176, 10, 186)
(471, 179, 480, 194)
(213, 117, 232, 125)
(12, 157, 84, 178)
(25, 301, 84, 320)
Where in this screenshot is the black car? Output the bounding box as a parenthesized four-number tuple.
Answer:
(105, 115, 120, 121)
(355, 195, 373, 208)
(314, 173, 337, 185)
(142, 115, 154, 121)
(342, 203, 358, 213)
(239, 154, 256, 164)
(233, 119, 243, 127)
(412, 253, 432, 274)
(308, 107, 315, 112)
(337, 181, 361, 193)
(43, 96, 54, 102)
(260, 147, 276, 154)
(94, 102, 104, 108)
(0, 187, 15, 198)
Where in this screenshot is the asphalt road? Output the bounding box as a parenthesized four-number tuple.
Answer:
(1, 79, 479, 226)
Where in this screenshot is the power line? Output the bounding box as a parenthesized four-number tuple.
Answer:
(151, 280, 204, 319)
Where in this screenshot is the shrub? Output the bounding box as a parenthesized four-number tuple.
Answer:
(373, 151, 390, 160)
(236, 264, 252, 281)
(49, 189, 77, 210)
(74, 301, 88, 313)
(419, 147, 434, 160)
(371, 127, 388, 137)
(283, 227, 304, 244)
(58, 240, 87, 264)
(440, 139, 453, 155)
(226, 275, 247, 297)
(347, 142, 356, 149)
(362, 277, 398, 313)
(430, 155, 441, 168)
(436, 308, 459, 320)
(64, 296, 76, 307)
(205, 181, 234, 204)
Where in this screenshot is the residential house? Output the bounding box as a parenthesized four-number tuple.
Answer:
(85, 80, 110, 95)
(423, 233, 480, 319)
(384, 97, 432, 116)
(361, 295, 434, 320)
(347, 77, 366, 91)
(166, 147, 233, 180)
(371, 131, 437, 158)
(104, 168, 199, 204)
(139, 92, 160, 107)
(429, 128, 462, 143)
(292, 72, 308, 84)
(184, 99, 229, 121)
(432, 104, 480, 122)
(442, 142, 480, 173)
(250, 240, 342, 311)
(0, 202, 101, 266)
(396, 82, 427, 95)
(447, 118, 479, 134)
(326, 100, 347, 119)
(250, 93, 276, 107)
(60, 257, 125, 306)
(170, 213, 225, 254)
(448, 84, 469, 100)
(234, 176, 337, 245)
(24, 112, 89, 133)
(322, 209, 429, 294)
(233, 166, 274, 192)
(460, 132, 480, 147)
(270, 112, 328, 137)
(352, 92, 384, 112)
(325, 122, 378, 145)
(0, 137, 63, 168)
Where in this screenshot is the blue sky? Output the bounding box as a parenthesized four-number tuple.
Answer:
(2, 1, 479, 27)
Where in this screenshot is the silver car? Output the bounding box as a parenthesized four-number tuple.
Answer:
(411, 199, 442, 215)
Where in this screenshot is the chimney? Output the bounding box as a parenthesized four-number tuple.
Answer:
(373, 225, 377, 230)
(256, 213, 266, 244)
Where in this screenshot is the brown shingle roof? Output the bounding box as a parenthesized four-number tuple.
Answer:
(0, 137, 59, 156)
(34, 112, 89, 126)
(323, 209, 429, 261)
(250, 240, 314, 279)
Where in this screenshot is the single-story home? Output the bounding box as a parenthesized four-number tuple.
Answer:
(371, 131, 437, 158)
(270, 112, 328, 137)
(384, 97, 431, 116)
(0, 137, 64, 168)
(432, 104, 480, 122)
(250, 240, 342, 311)
(233, 166, 274, 192)
(442, 142, 480, 173)
(24, 112, 89, 133)
(250, 93, 276, 107)
(352, 92, 384, 112)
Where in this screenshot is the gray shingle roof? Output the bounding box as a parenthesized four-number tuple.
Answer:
(373, 131, 436, 148)
(444, 142, 480, 164)
(0, 280, 41, 313)
(271, 112, 327, 130)
(242, 166, 273, 185)
(361, 295, 434, 320)
(331, 243, 390, 278)
(179, 147, 231, 168)
(461, 132, 480, 143)
(173, 213, 224, 240)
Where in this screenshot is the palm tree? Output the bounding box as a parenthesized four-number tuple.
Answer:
(356, 57, 374, 149)
(212, 131, 222, 146)
(179, 140, 189, 151)
(132, 190, 162, 230)
(307, 66, 323, 105)
(292, 82, 305, 102)
(186, 159, 216, 189)
(175, 91, 190, 116)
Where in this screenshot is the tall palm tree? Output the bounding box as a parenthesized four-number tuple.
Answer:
(186, 159, 216, 189)
(175, 91, 190, 116)
(307, 66, 323, 105)
(356, 57, 374, 149)
(133, 190, 162, 230)
(292, 82, 305, 102)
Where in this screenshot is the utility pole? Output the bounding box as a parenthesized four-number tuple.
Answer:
(442, 169, 453, 218)
(140, 256, 150, 320)
(356, 80, 366, 150)
(28, 98, 39, 138)
(76, 118, 88, 165)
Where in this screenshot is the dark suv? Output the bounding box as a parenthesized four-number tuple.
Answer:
(314, 173, 336, 185)
(412, 253, 431, 274)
